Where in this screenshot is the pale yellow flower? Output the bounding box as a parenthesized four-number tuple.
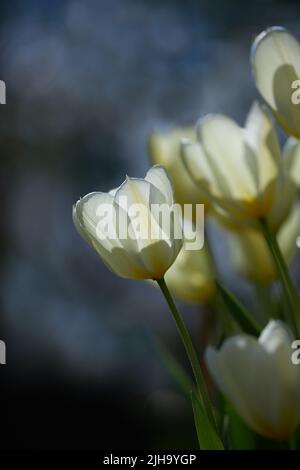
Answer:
(182, 102, 298, 229)
(206, 321, 300, 440)
(165, 233, 216, 304)
(73, 166, 183, 280)
(251, 27, 300, 138)
(228, 203, 300, 284)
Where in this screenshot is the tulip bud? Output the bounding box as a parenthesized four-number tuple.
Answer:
(73, 166, 183, 280)
(206, 321, 300, 440)
(251, 27, 300, 139)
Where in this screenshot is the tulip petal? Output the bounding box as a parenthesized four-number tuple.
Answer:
(75, 192, 120, 249)
(164, 242, 216, 304)
(206, 337, 280, 438)
(206, 321, 300, 440)
(74, 192, 150, 279)
(145, 165, 174, 205)
(278, 202, 300, 262)
(72, 204, 95, 249)
(138, 239, 178, 280)
(114, 174, 183, 278)
(199, 115, 255, 198)
(182, 123, 266, 218)
(244, 102, 280, 179)
(115, 177, 152, 209)
(146, 167, 183, 248)
(283, 137, 300, 187)
(251, 27, 300, 138)
(181, 139, 215, 199)
(148, 128, 209, 210)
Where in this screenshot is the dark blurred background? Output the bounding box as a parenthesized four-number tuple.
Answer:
(1, 0, 300, 450)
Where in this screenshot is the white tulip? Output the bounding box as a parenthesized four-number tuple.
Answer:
(206, 321, 300, 440)
(73, 166, 183, 280)
(251, 27, 300, 138)
(182, 102, 298, 228)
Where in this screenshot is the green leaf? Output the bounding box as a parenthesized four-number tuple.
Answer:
(191, 391, 224, 450)
(156, 338, 196, 399)
(216, 282, 261, 337)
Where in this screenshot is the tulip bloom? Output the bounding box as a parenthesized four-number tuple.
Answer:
(206, 321, 300, 440)
(148, 127, 211, 214)
(182, 102, 297, 228)
(73, 166, 183, 280)
(164, 219, 216, 304)
(165, 244, 216, 304)
(251, 27, 300, 139)
(229, 203, 300, 284)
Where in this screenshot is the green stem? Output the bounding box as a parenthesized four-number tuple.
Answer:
(157, 277, 217, 432)
(254, 283, 273, 326)
(259, 218, 300, 335)
(156, 339, 196, 399)
(216, 282, 261, 337)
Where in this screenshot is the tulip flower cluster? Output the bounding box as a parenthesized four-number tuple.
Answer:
(73, 27, 300, 450)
